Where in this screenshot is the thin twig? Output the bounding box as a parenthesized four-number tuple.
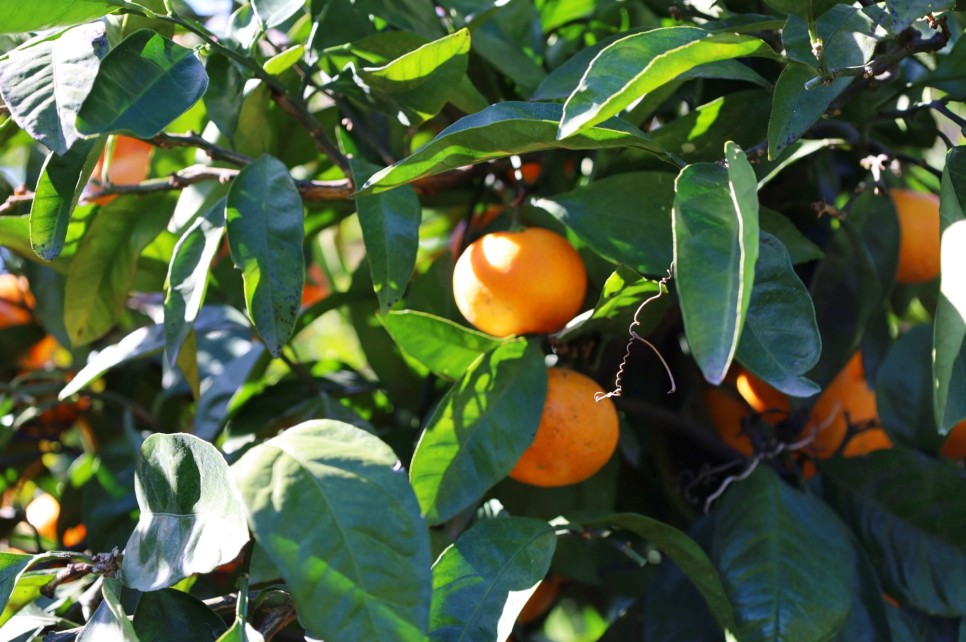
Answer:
(150, 131, 253, 166)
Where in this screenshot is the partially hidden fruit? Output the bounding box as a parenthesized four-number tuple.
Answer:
(453, 228, 587, 337)
(940, 420, 966, 460)
(449, 204, 503, 258)
(24, 492, 60, 541)
(0, 274, 34, 329)
(707, 354, 884, 459)
(518, 574, 564, 624)
(510, 368, 618, 487)
(83, 136, 153, 206)
(892, 188, 941, 284)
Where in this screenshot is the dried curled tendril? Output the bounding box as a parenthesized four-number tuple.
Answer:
(595, 263, 676, 403)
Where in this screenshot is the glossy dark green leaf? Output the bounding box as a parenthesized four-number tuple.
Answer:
(252, 0, 304, 27)
(164, 198, 226, 365)
(30, 136, 103, 261)
(736, 233, 821, 397)
(0, 1, 119, 34)
(768, 63, 851, 159)
(830, 528, 894, 642)
(64, 193, 170, 346)
(381, 310, 502, 380)
(877, 325, 940, 450)
(76, 29, 209, 138)
(935, 147, 966, 432)
(807, 220, 881, 389)
(430, 517, 556, 642)
(76, 578, 138, 642)
(231, 420, 431, 641)
(0, 552, 35, 614)
(556, 266, 671, 343)
(122, 433, 249, 591)
(848, 190, 901, 300)
(203, 54, 244, 139)
(558, 27, 777, 139)
(823, 449, 966, 617)
(885, 0, 955, 32)
(714, 466, 854, 642)
(133, 589, 227, 642)
(763, 0, 838, 21)
(645, 90, 771, 165)
(226, 154, 304, 357)
(358, 0, 443, 39)
(350, 159, 421, 313)
(215, 620, 264, 642)
(674, 143, 759, 385)
(919, 36, 966, 99)
(360, 102, 676, 194)
(0, 23, 107, 154)
(410, 340, 547, 525)
(759, 207, 823, 264)
(352, 28, 472, 125)
(782, 7, 882, 69)
(580, 513, 738, 634)
(533, 172, 674, 276)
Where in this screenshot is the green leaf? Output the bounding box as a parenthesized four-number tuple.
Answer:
(251, 0, 304, 28)
(533, 171, 675, 276)
(714, 466, 854, 642)
(430, 517, 556, 642)
(121, 433, 249, 591)
(132, 589, 227, 642)
(76, 29, 209, 138)
(763, 0, 838, 21)
(64, 193, 170, 346)
(381, 310, 503, 380)
(878, 325, 940, 450)
(30, 136, 103, 261)
(164, 198, 226, 365)
(673, 142, 760, 385)
(226, 154, 304, 357)
(0, 553, 35, 614)
(0, 0, 121, 34)
(885, 0, 955, 32)
(934, 147, 966, 432)
(579, 513, 738, 634)
(360, 102, 677, 194)
(735, 232, 821, 397)
(352, 28, 472, 125)
(807, 220, 881, 389)
(0, 23, 107, 154)
(262, 44, 304, 75)
(231, 420, 431, 641)
(558, 27, 777, 139)
(768, 62, 850, 159)
(76, 578, 140, 642)
(759, 207, 823, 264)
(556, 266, 671, 343)
(823, 449, 966, 617)
(215, 620, 263, 642)
(410, 340, 547, 525)
(350, 159, 421, 313)
(782, 7, 882, 69)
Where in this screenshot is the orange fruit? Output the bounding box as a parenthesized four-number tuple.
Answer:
(736, 370, 790, 416)
(841, 428, 892, 457)
(83, 136, 153, 206)
(892, 188, 941, 284)
(24, 493, 60, 541)
(510, 368, 618, 487)
(807, 353, 879, 458)
(0, 274, 34, 329)
(61, 523, 87, 548)
(940, 419, 966, 460)
(453, 228, 587, 337)
(518, 574, 564, 624)
(507, 161, 542, 185)
(18, 335, 61, 370)
(703, 386, 756, 456)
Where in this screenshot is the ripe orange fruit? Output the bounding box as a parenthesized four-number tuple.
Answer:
(83, 136, 153, 206)
(703, 386, 756, 456)
(841, 427, 892, 457)
(510, 368, 618, 487)
(518, 574, 564, 624)
(940, 419, 966, 460)
(507, 161, 542, 185)
(24, 492, 60, 541)
(453, 228, 587, 337)
(808, 353, 879, 458)
(0, 274, 34, 329)
(892, 188, 940, 284)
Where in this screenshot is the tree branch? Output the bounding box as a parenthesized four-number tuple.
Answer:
(150, 131, 253, 166)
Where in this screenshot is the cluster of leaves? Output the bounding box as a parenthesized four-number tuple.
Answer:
(0, 0, 964, 641)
